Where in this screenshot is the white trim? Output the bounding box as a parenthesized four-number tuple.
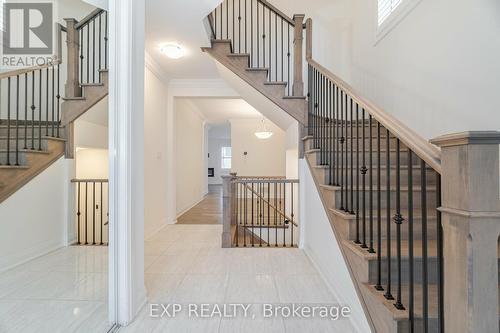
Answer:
(374, 0, 423, 45)
(108, 0, 146, 327)
(145, 52, 170, 84)
(175, 192, 207, 219)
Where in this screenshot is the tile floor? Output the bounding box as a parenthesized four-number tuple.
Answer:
(0, 224, 356, 333)
(124, 224, 356, 333)
(0, 246, 109, 333)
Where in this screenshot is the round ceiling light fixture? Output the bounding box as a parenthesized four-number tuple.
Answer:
(160, 43, 185, 59)
(254, 119, 273, 140)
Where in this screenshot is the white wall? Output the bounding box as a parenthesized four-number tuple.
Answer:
(144, 65, 169, 237)
(230, 118, 286, 177)
(75, 120, 108, 149)
(75, 148, 109, 179)
(0, 158, 70, 272)
(175, 99, 207, 217)
(299, 159, 371, 333)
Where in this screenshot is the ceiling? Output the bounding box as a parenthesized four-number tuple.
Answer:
(183, 98, 263, 123)
(145, 0, 222, 79)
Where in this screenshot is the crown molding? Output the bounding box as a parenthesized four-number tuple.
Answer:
(144, 52, 170, 84)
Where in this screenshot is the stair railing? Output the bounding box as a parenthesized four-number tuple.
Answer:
(0, 24, 66, 166)
(71, 178, 109, 245)
(208, 0, 304, 96)
(305, 20, 443, 332)
(222, 174, 299, 248)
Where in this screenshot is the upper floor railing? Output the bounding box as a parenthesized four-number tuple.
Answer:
(208, 0, 304, 96)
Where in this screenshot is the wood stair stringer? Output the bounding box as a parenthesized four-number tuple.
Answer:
(201, 40, 307, 125)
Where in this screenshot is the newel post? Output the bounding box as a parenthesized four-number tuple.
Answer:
(430, 131, 500, 333)
(292, 14, 305, 97)
(222, 172, 237, 248)
(64, 18, 80, 159)
(64, 18, 81, 98)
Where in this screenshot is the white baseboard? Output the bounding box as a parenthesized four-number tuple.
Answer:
(0, 241, 64, 274)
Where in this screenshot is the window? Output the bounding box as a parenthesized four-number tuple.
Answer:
(378, 0, 402, 26)
(221, 147, 232, 169)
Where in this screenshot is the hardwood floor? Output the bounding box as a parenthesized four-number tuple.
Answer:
(177, 185, 223, 225)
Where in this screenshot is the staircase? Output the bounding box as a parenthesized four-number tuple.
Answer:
(0, 9, 108, 203)
(201, 0, 462, 332)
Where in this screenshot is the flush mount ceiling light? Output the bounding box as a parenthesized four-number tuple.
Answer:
(254, 119, 273, 139)
(160, 43, 185, 59)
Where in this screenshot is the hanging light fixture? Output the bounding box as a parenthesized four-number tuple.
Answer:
(254, 119, 273, 139)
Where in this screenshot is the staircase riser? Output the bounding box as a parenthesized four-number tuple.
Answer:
(0, 152, 28, 165)
(334, 190, 438, 211)
(341, 214, 439, 242)
(308, 150, 424, 167)
(367, 258, 440, 285)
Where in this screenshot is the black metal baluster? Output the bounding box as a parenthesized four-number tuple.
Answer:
(262, 5, 265, 68)
(51, 66, 55, 136)
(99, 13, 102, 72)
(80, 28, 84, 81)
(256, 1, 259, 67)
(340, 90, 344, 210)
(369, 116, 375, 253)
(355, 104, 360, 244)
(259, 182, 263, 247)
(85, 182, 88, 244)
(92, 18, 96, 83)
(384, 129, 394, 300)
(238, 0, 241, 52)
(275, 182, 278, 247)
(251, 182, 254, 247)
(244, 0, 247, 53)
(267, 181, 270, 246)
(329, 81, 334, 185)
(408, 150, 414, 330)
(335, 86, 339, 186)
(244, 183, 247, 247)
(291, 182, 294, 246)
(45, 67, 49, 135)
(87, 24, 90, 83)
(31, 71, 35, 150)
(283, 181, 286, 247)
(436, 172, 444, 333)
(375, 122, 383, 291)
(350, 99, 354, 214)
(24, 73, 28, 149)
(287, 24, 290, 95)
(100, 182, 103, 245)
(76, 182, 81, 244)
(38, 69, 42, 150)
(57, 64, 60, 137)
(274, 13, 277, 81)
(421, 159, 429, 332)
(92, 182, 96, 244)
(345, 94, 349, 212)
(104, 11, 108, 67)
(394, 139, 404, 310)
(361, 110, 367, 248)
(7, 77, 11, 165)
(281, 18, 283, 82)
(15, 75, 19, 165)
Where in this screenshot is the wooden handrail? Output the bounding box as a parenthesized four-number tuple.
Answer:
(71, 179, 109, 183)
(0, 59, 61, 80)
(307, 57, 442, 174)
(75, 8, 105, 29)
(258, 0, 295, 26)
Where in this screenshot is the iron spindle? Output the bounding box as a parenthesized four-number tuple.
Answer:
(340, 90, 344, 210)
(267, 182, 271, 246)
(436, 173, 444, 333)
(24, 73, 28, 149)
(7, 77, 11, 165)
(31, 72, 35, 149)
(408, 150, 414, 330)
(77, 182, 81, 244)
(100, 182, 103, 245)
(350, 98, 354, 214)
(45, 68, 49, 135)
(38, 70, 42, 150)
(394, 139, 405, 310)
(92, 18, 96, 82)
(355, 104, 360, 244)
(51, 67, 55, 136)
(361, 110, 367, 248)
(375, 122, 383, 291)
(85, 182, 88, 244)
(421, 159, 429, 332)
(15, 76, 19, 165)
(369, 115, 375, 253)
(93, 182, 96, 244)
(384, 129, 394, 300)
(344, 93, 349, 212)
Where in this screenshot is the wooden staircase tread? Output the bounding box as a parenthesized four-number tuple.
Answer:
(344, 238, 439, 259)
(263, 81, 287, 86)
(319, 184, 340, 191)
(227, 53, 250, 57)
(0, 165, 30, 169)
(62, 96, 86, 101)
(245, 67, 269, 72)
(301, 135, 313, 141)
(81, 82, 104, 87)
(283, 95, 306, 100)
(0, 149, 49, 154)
(329, 207, 438, 219)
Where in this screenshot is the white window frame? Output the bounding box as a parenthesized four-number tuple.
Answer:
(221, 146, 232, 169)
(375, 0, 424, 44)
